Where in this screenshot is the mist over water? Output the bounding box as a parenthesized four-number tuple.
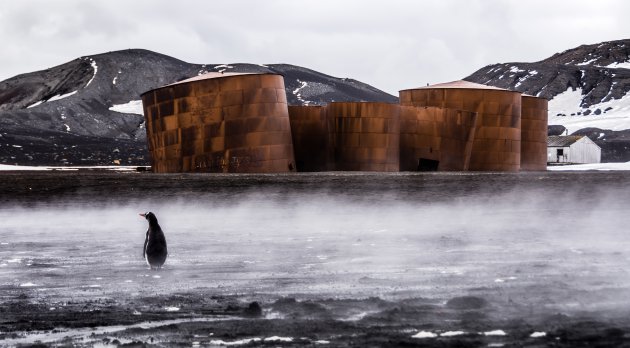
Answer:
(1, 172, 630, 317)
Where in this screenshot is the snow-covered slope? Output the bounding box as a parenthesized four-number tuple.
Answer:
(547, 87, 630, 134)
(0, 49, 397, 166)
(465, 39, 630, 162)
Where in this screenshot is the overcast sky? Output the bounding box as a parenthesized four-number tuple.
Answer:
(1, 0, 629, 94)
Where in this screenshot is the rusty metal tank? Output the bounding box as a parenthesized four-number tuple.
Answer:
(520, 95, 548, 171)
(287, 105, 329, 171)
(327, 102, 400, 171)
(141, 72, 295, 173)
(399, 80, 521, 171)
(399, 106, 478, 171)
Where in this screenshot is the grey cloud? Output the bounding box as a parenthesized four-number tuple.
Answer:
(0, 0, 628, 94)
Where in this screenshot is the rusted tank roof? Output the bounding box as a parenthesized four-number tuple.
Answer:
(547, 135, 584, 147)
(400, 80, 510, 92)
(165, 72, 271, 87)
(141, 71, 280, 97)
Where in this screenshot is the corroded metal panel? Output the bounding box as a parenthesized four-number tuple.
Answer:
(521, 95, 548, 171)
(142, 73, 296, 173)
(288, 106, 330, 171)
(399, 106, 478, 171)
(400, 82, 522, 171)
(327, 102, 400, 171)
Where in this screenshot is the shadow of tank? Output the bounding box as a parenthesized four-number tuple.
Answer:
(521, 95, 548, 171)
(288, 105, 330, 171)
(326, 102, 400, 171)
(399, 106, 478, 171)
(400, 81, 522, 172)
(141, 72, 296, 173)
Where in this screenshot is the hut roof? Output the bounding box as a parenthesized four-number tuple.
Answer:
(547, 135, 585, 147)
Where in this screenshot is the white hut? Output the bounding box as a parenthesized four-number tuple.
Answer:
(547, 135, 601, 164)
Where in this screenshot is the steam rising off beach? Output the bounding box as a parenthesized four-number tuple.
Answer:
(1, 172, 630, 346)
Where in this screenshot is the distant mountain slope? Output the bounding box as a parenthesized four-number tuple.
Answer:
(465, 39, 630, 162)
(0, 49, 397, 166)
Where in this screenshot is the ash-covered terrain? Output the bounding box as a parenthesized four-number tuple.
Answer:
(0, 49, 397, 166)
(466, 39, 630, 162)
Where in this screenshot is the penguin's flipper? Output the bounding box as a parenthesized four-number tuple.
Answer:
(143, 230, 149, 259)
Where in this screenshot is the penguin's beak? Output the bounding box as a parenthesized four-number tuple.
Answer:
(139, 213, 146, 218)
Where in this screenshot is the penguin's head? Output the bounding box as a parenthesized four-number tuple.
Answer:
(139, 212, 158, 224)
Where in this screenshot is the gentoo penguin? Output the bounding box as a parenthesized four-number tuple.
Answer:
(140, 212, 168, 270)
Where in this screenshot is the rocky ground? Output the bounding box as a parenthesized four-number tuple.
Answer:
(2, 291, 629, 347)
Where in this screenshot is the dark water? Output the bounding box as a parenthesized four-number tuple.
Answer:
(1, 171, 630, 346)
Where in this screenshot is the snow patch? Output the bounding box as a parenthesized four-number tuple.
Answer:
(209, 338, 261, 345)
(214, 64, 234, 73)
(441, 331, 466, 337)
(514, 74, 531, 89)
(412, 331, 437, 338)
(164, 306, 180, 312)
(26, 100, 44, 109)
(87, 59, 98, 83)
(264, 336, 293, 342)
(483, 330, 507, 336)
(509, 66, 524, 73)
(292, 79, 310, 105)
(530, 332, 546, 338)
(576, 58, 598, 66)
(113, 70, 122, 84)
(26, 91, 77, 108)
(109, 100, 144, 115)
(606, 62, 630, 69)
(19, 282, 37, 287)
(48, 91, 77, 102)
(63, 124, 70, 132)
(548, 87, 584, 118)
(548, 162, 630, 171)
(84, 58, 98, 88)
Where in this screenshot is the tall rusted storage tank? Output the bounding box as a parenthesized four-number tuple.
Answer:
(520, 95, 548, 171)
(327, 102, 400, 171)
(288, 105, 329, 171)
(141, 72, 295, 173)
(399, 81, 521, 171)
(399, 106, 478, 171)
